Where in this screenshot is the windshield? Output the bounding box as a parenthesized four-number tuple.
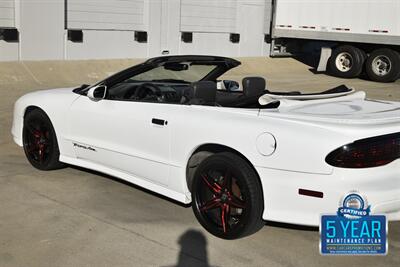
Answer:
(126, 63, 219, 83)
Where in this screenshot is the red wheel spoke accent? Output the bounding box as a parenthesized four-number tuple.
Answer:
(34, 131, 42, 138)
(27, 124, 41, 138)
(201, 175, 221, 194)
(221, 204, 230, 233)
(228, 196, 246, 209)
(200, 197, 221, 212)
(32, 129, 41, 138)
(26, 144, 39, 153)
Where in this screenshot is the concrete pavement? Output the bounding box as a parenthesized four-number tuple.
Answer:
(1, 57, 399, 267)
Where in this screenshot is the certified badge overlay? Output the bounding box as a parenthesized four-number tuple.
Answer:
(320, 191, 388, 255)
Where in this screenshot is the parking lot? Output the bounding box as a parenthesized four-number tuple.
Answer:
(1, 57, 399, 267)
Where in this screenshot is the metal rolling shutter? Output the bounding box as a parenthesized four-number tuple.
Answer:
(180, 0, 237, 33)
(0, 0, 15, 27)
(66, 0, 146, 31)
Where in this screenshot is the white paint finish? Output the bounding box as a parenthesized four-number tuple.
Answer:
(0, 0, 14, 27)
(256, 132, 276, 156)
(366, 0, 399, 34)
(180, 0, 237, 33)
(180, 32, 239, 56)
(19, 0, 64, 60)
(60, 155, 189, 203)
(11, 82, 400, 226)
(274, 0, 400, 36)
(69, 98, 173, 186)
(0, 41, 18, 61)
(66, 30, 147, 60)
(67, 0, 146, 31)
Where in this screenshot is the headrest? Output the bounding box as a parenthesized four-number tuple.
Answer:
(188, 81, 217, 105)
(242, 77, 266, 97)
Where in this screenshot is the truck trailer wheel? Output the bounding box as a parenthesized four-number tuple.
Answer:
(365, 48, 400, 83)
(328, 45, 364, 78)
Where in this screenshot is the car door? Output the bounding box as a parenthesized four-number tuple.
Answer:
(68, 96, 174, 186)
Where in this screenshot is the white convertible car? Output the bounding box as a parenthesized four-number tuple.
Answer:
(12, 55, 400, 239)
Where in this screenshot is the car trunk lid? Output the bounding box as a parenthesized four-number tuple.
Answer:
(259, 91, 400, 126)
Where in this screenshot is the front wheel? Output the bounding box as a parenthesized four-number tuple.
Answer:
(191, 152, 264, 239)
(23, 109, 66, 170)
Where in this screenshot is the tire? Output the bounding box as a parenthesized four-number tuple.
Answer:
(23, 109, 65, 170)
(365, 48, 400, 83)
(357, 48, 367, 73)
(328, 45, 364, 78)
(191, 152, 264, 239)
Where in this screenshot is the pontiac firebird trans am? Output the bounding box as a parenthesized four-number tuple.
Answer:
(11, 55, 400, 239)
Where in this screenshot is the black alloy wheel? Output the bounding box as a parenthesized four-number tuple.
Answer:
(23, 109, 65, 170)
(192, 152, 264, 239)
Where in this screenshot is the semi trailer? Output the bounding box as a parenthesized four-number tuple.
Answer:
(268, 0, 400, 83)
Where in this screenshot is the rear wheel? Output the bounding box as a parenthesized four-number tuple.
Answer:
(329, 45, 365, 78)
(191, 152, 264, 239)
(23, 109, 65, 170)
(365, 48, 400, 83)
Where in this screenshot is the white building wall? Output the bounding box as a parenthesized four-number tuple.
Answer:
(19, 0, 64, 60)
(0, 0, 273, 62)
(0, 0, 14, 27)
(66, 30, 148, 60)
(180, 0, 237, 33)
(180, 32, 240, 56)
(0, 0, 17, 61)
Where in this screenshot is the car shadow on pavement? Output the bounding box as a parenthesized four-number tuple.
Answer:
(175, 230, 211, 267)
(161, 229, 213, 267)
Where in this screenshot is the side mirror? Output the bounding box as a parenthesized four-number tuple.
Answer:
(87, 85, 107, 101)
(223, 80, 240, 91)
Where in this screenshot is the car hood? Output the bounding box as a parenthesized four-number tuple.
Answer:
(259, 91, 400, 126)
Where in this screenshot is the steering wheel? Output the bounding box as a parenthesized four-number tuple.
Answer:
(132, 83, 162, 101)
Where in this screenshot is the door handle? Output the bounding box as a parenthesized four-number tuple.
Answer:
(152, 118, 167, 126)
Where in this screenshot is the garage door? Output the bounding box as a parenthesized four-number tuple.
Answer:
(66, 0, 147, 31)
(0, 0, 15, 27)
(180, 0, 237, 33)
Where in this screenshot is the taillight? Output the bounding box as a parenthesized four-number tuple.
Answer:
(326, 133, 400, 168)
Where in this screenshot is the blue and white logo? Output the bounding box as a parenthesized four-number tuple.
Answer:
(320, 191, 387, 255)
(337, 192, 371, 219)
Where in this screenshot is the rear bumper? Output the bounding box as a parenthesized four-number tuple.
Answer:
(256, 160, 400, 226)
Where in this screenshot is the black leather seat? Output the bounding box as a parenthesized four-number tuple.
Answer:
(224, 77, 267, 107)
(182, 81, 217, 106)
(242, 77, 267, 97)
